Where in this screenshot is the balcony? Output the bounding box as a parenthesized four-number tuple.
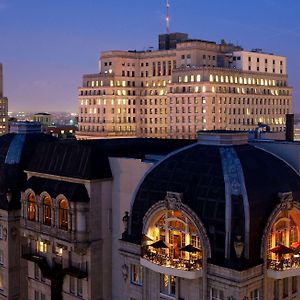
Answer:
(267, 256, 300, 279)
(140, 246, 203, 279)
(22, 245, 88, 279)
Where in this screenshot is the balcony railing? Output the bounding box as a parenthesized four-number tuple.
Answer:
(267, 257, 300, 271)
(141, 247, 202, 272)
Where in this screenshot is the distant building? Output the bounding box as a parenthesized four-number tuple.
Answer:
(46, 125, 77, 139)
(9, 121, 42, 134)
(33, 113, 52, 127)
(77, 33, 291, 139)
(0, 64, 8, 135)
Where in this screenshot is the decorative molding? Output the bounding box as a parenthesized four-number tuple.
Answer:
(220, 147, 250, 259)
(121, 263, 129, 281)
(278, 192, 293, 211)
(164, 191, 183, 211)
(261, 191, 298, 259)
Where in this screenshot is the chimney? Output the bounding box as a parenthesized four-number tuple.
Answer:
(286, 114, 294, 142)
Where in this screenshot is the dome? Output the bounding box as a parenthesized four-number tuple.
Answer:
(0, 133, 55, 210)
(130, 138, 300, 269)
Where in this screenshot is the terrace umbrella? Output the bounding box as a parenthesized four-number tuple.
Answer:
(150, 240, 170, 249)
(142, 235, 153, 242)
(291, 242, 300, 249)
(180, 244, 202, 253)
(270, 244, 294, 255)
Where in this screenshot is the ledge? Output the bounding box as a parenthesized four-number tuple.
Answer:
(140, 258, 202, 279)
(267, 268, 300, 279)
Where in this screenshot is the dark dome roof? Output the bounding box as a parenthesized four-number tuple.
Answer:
(0, 133, 55, 210)
(130, 143, 300, 269)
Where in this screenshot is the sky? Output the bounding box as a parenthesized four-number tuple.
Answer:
(0, 0, 299, 112)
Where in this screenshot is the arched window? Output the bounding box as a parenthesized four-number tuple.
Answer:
(59, 199, 69, 230)
(27, 193, 36, 221)
(43, 196, 52, 226)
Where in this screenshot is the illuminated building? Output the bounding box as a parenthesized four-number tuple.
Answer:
(0, 130, 300, 299)
(77, 33, 292, 139)
(0, 64, 8, 135)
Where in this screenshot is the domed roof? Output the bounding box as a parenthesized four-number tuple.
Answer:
(0, 133, 55, 210)
(130, 141, 300, 268)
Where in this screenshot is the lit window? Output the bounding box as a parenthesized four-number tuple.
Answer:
(37, 241, 48, 253)
(27, 193, 36, 221)
(43, 196, 52, 226)
(196, 74, 201, 82)
(160, 274, 175, 297)
(59, 199, 69, 230)
(130, 264, 142, 286)
(190, 75, 195, 82)
(202, 86, 206, 93)
(184, 76, 188, 83)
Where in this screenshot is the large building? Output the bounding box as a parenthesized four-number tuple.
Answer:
(0, 130, 300, 299)
(77, 33, 292, 139)
(0, 64, 8, 135)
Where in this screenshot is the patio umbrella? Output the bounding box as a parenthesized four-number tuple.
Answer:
(142, 235, 153, 242)
(270, 244, 294, 255)
(291, 241, 300, 249)
(180, 244, 202, 253)
(150, 240, 170, 249)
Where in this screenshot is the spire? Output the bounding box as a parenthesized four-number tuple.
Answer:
(166, 0, 170, 34)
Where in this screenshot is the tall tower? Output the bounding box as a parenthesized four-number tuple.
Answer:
(166, 0, 170, 34)
(0, 63, 8, 135)
(0, 64, 3, 97)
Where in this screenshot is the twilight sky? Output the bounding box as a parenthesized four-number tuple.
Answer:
(0, 0, 299, 112)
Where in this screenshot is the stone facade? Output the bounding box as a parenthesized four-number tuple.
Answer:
(77, 34, 291, 140)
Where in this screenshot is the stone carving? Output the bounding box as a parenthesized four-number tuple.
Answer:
(165, 191, 183, 211)
(121, 263, 129, 281)
(278, 192, 293, 211)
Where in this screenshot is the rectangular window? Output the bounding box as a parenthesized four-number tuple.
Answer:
(130, 264, 142, 286)
(292, 276, 297, 294)
(70, 276, 75, 294)
(283, 278, 289, 298)
(211, 288, 224, 300)
(0, 249, 3, 265)
(250, 289, 260, 300)
(78, 279, 83, 296)
(160, 274, 176, 297)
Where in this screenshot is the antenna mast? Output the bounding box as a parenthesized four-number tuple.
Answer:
(166, 0, 170, 34)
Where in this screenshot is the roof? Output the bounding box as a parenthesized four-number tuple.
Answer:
(27, 138, 194, 180)
(129, 143, 300, 270)
(26, 177, 90, 203)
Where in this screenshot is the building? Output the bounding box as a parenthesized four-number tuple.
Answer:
(1, 130, 300, 299)
(33, 113, 52, 127)
(0, 64, 8, 135)
(77, 33, 292, 139)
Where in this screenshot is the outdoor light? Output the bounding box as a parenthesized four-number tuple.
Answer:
(234, 235, 244, 259)
(6, 189, 12, 203)
(122, 211, 129, 233)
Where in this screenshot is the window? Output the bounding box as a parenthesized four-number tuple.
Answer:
(130, 264, 142, 286)
(211, 288, 224, 300)
(0, 249, 3, 266)
(37, 241, 48, 253)
(250, 289, 260, 300)
(27, 193, 36, 221)
(59, 199, 69, 230)
(292, 276, 297, 293)
(283, 278, 289, 298)
(0, 273, 3, 290)
(160, 274, 175, 297)
(78, 279, 83, 296)
(35, 291, 42, 300)
(70, 276, 75, 294)
(43, 196, 52, 226)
